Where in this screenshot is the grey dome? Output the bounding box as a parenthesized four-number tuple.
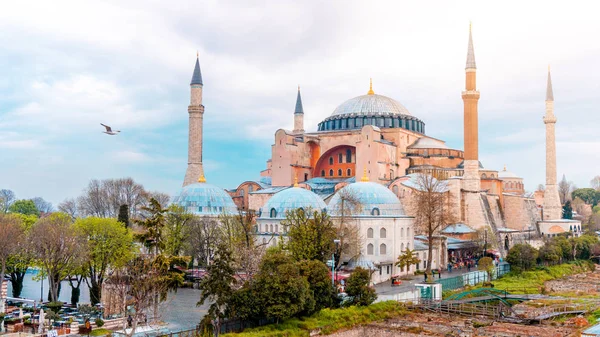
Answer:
(331, 94, 411, 117)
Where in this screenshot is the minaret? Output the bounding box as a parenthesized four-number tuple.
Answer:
(293, 86, 304, 134)
(461, 23, 481, 191)
(183, 53, 206, 186)
(542, 66, 562, 219)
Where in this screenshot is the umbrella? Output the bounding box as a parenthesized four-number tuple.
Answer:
(38, 309, 45, 334)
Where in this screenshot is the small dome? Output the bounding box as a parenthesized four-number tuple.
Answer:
(498, 166, 521, 179)
(172, 182, 237, 216)
(331, 94, 411, 117)
(329, 181, 404, 216)
(259, 187, 326, 219)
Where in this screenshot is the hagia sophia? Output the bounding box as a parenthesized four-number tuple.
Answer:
(172, 25, 581, 283)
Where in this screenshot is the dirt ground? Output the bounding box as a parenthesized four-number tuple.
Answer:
(545, 266, 600, 295)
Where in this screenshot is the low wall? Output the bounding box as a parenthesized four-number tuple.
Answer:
(374, 289, 420, 303)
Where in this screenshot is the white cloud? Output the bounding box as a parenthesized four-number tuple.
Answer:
(112, 150, 152, 163)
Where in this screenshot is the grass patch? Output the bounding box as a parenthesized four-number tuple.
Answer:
(90, 328, 112, 336)
(222, 301, 407, 337)
(492, 262, 590, 294)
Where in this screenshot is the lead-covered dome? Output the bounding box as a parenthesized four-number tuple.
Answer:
(331, 94, 411, 117)
(317, 84, 425, 134)
(259, 187, 327, 219)
(328, 181, 405, 216)
(172, 182, 237, 216)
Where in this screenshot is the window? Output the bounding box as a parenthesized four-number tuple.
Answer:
(371, 208, 380, 216)
(240, 189, 245, 197)
(386, 265, 390, 274)
(367, 243, 374, 255)
(380, 227, 387, 238)
(338, 169, 342, 176)
(401, 243, 404, 251)
(270, 208, 277, 218)
(346, 149, 352, 163)
(367, 228, 373, 238)
(347, 168, 352, 176)
(263, 238, 266, 244)
(379, 266, 382, 275)
(401, 228, 404, 237)
(390, 169, 394, 180)
(329, 157, 334, 165)
(321, 170, 325, 177)
(481, 173, 487, 179)
(270, 224, 273, 232)
(329, 169, 334, 177)
(275, 224, 278, 233)
(392, 185, 399, 196)
(249, 185, 254, 192)
(338, 153, 343, 163)
(380, 244, 387, 255)
(304, 173, 308, 181)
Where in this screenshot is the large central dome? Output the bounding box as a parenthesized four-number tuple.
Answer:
(317, 82, 425, 134)
(331, 94, 411, 117)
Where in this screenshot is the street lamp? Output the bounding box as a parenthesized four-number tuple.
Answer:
(332, 239, 341, 286)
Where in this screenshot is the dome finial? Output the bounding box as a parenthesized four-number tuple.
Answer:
(360, 168, 369, 182)
(293, 175, 299, 187)
(367, 78, 374, 95)
(503, 164, 507, 171)
(198, 174, 206, 183)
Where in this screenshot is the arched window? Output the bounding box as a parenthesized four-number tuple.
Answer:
(263, 238, 266, 244)
(390, 169, 394, 180)
(371, 208, 380, 216)
(273, 237, 277, 245)
(392, 185, 399, 196)
(329, 169, 334, 177)
(367, 244, 374, 255)
(367, 228, 373, 238)
(490, 174, 495, 179)
(321, 170, 325, 177)
(275, 224, 278, 233)
(338, 169, 342, 176)
(270, 208, 277, 218)
(270, 224, 273, 232)
(406, 242, 410, 250)
(329, 157, 334, 165)
(347, 168, 352, 176)
(401, 228, 404, 238)
(338, 153, 343, 163)
(346, 149, 352, 163)
(481, 173, 487, 179)
(401, 243, 404, 251)
(249, 185, 254, 192)
(380, 244, 387, 255)
(380, 227, 387, 238)
(240, 189, 245, 197)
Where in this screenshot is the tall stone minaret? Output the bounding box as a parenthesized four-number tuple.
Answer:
(293, 86, 304, 134)
(183, 54, 206, 186)
(462, 23, 481, 191)
(542, 67, 562, 219)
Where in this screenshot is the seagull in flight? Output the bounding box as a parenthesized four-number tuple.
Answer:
(101, 123, 121, 135)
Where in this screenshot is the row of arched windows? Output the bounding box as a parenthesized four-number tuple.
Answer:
(503, 181, 524, 190)
(366, 227, 411, 238)
(259, 223, 285, 233)
(321, 168, 353, 177)
(317, 116, 425, 134)
(367, 243, 387, 255)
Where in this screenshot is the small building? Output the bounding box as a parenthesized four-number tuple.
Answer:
(440, 223, 478, 241)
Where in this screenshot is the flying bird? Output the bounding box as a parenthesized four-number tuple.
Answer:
(101, 123, 121, 135)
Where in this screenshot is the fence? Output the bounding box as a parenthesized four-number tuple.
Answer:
(436, 263, 510, 291)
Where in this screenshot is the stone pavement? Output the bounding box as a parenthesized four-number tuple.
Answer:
(374, 268, 474, 296)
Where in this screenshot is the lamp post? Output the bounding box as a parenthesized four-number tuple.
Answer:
(332, 239, 340, 286)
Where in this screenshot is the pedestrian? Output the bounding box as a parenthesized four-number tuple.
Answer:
(424, 272, 427, 282)
(438, 269, 441, 279)
(467, 262, 471, 272)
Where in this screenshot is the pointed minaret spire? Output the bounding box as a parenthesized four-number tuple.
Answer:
(546, 65, 554, 101)
(190, 54, 203, 85)
(295, 86, 304, 114)
(466, 22, 476, 70)
(293, 86, 305, 134)
(367, 78, 375, 95)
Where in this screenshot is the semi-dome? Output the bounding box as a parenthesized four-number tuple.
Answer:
(172, 182, 237, 216)
(317, 82, 425, 134)
(328, 180, 405, 216)
(259, 187, 327, 219)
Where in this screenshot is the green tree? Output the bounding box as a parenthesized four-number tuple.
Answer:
(551, 236, 573, 262)
(506, 244, 538, 271)
(395, 248, 420, 276)
(6, 214, 37, 297)
(30, 213, 86, 302)
(74, 217, 134, 305)
(284, 208, 336, 263)
(135, 198, 168, 255)
(345, 267, 376, 306)
(572, 234, 598, 260)
(198, 243, 236, 337)
(117, 204, 129, 228)
(253, 248, 310, 323)
(477, 257, 495, 281)
(0, 214, 25, 313)
(165, 205, 194, 257)
(572, 188, 600, 206)
(296, 260, 338, 314)
(563, 201, 573, 219)
(538, 243, 561, 265)
(9, 199, 40, 216)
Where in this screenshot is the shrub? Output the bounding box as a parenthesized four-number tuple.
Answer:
(345, 267, 376, 306)
(95, 318, 104, 328)
(506, 244, 538, 271)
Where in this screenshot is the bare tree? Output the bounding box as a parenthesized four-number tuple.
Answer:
(78, 179, 110, 217)
(410, 172, 455, 281)
(558, 174, 576, 205)
(30, 213, 86, 302)
(0, 214, 25, 313)
(219, 210, 265, 279)
(58, 198, 79, 219)
(32, 197, 54, 214)
(536, 184, 546, 192)
(184, 217, 222, 268)
(591, 176, 600, 191)
(148, 191, 171, 209)
(0, 189, 16, 213)
(329, 188, 363, 268)
(77, 178, 150, 219)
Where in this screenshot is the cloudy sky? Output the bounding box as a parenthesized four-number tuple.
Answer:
(1, 0, 599, 206)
